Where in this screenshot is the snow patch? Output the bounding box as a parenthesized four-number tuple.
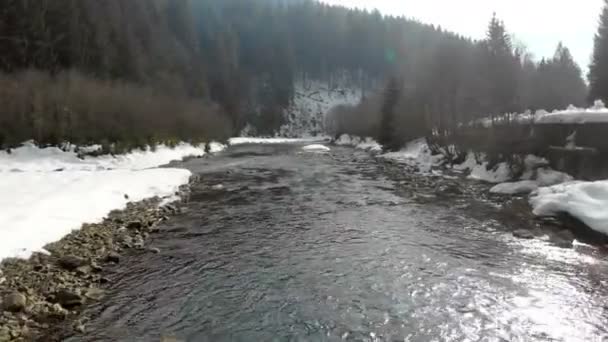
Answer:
(0, 168, 191, 260)
(229, 137, 322, 145)
(455, 153, 511, 183)
(530, 180, 608, 235)
(302, 144, 330, 152)
(334, 134, 382, 152)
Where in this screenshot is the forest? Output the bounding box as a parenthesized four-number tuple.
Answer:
(0, 0, 600, 150)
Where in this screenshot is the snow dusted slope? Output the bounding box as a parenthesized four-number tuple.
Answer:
(0, 142, 225, 260)
(279, 80, 362, 137)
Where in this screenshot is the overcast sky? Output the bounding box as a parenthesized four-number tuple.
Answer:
(321, 0, 603, 73)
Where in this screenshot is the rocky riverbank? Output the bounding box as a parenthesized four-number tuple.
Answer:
(0, 177, 197, 341)
(376, 156, 595, 248)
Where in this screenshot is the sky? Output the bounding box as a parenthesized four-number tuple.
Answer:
(321, 0, 604, 73)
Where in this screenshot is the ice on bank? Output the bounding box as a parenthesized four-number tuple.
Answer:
(335, 134, 382, 153)
(0, 142, 224, 260)
(530, 180, 608, 235)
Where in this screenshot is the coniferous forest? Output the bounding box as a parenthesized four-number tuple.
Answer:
(0, 0, 601, 150)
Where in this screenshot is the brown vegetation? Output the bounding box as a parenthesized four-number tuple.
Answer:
(0, 70, 232, 150)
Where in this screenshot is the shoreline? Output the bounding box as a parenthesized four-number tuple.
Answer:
(0, 177, 196, 341)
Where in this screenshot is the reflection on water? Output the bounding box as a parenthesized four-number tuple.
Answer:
(76, 144, 608, 342)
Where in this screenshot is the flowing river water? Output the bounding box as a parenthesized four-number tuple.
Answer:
(75, 142, 608, 341)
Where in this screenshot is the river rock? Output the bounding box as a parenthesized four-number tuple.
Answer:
(54, 289, 84, 308)
(148, 247, 161, 254)
(513, 229, 535, 239)
(105, 252, 120, 264)
(58, 255, 88, 271)
(127, 221, 143, 230)
(2, 292, 26, 312)
(84, 288, 105, 301)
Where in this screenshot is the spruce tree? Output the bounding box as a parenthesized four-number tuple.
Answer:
(589, 0, 608, 103)
(379, 77, 401, 152)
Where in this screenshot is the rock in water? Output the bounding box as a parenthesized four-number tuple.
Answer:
(54, 289, 84, 308)
(3, 292, 26, 312)
(58, 255, 88, 271)
(513, 229, 535, 239)
(105, 252, 120, 264)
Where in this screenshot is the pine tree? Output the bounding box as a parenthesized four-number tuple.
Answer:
(483, 13, 519, 116)
(589, 0, 608, 103)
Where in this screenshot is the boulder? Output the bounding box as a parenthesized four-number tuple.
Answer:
(2, 292, 26, 312)
(104, 252, 120, 264)
(513, 229, 535, 239)
(58, 255, 88, 271)
(53, 289, 84, 308)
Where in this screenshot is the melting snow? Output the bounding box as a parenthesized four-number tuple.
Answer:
(530, 180, 608, 235)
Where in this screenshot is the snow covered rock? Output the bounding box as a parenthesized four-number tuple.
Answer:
(381, 138, 444, 174)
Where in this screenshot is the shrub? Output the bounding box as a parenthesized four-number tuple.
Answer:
(0, 70, 233, 149)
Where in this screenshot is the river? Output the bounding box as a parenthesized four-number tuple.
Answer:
(74, 142, 608, 342)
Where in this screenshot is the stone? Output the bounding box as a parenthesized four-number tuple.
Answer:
(105, 252, 120, 264)
(84, 288, 105, 301)
(127, 221, 143, 230)
(58, 255, 88, 271)
(2, 292, 26, 312)
(148, 247, 161, 254)
(513, 229, 535, 239)
(75, 265, 93, 276)
(54, 289, 84, 308)
(49, 303, 68, 319)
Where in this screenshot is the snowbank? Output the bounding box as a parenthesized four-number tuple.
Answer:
(536, 101, 608, 124)
(490, 164, 573, 195)
(0, 142, 214, 172)
(530, 180, 608, 235)
(0, 141, 223, 260)
(455, 153, 511, 183)
(465, 101, 608, 127)
(0, 169, 191, 260)
(302, 144, 331, 152)
(382, 138, 444, 174)
(229, 137, 321, 145)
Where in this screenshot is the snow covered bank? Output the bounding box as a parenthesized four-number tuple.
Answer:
(465, 101, 608, 127)
(454, 153, 511, 183)
(0, 169, 191, 260)
(0, 142, 223, 260)
(0, 141, 220, 172)
(536, 101, 608, 124)
(229, 137, 323, 145)
(530, 181, 608, 235)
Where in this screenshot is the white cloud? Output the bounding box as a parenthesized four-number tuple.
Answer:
(321, 0, 604, 72)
